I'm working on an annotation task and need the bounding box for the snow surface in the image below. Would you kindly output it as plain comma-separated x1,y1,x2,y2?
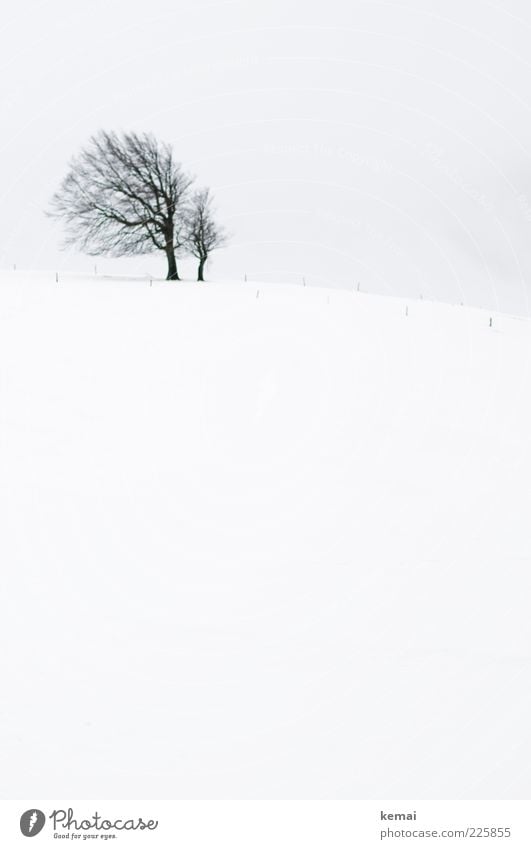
1,271,531,799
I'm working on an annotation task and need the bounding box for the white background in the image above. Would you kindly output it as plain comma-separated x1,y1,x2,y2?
1,800,531,848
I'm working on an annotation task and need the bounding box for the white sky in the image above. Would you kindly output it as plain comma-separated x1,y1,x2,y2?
2,0,531,312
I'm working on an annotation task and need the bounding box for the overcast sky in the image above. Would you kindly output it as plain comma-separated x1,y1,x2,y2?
2,0,531,312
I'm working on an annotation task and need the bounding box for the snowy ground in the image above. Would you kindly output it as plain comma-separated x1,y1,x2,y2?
1,271,530,799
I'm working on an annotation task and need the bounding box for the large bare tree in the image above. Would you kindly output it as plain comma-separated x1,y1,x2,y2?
49,130,193,280
184,188,228,281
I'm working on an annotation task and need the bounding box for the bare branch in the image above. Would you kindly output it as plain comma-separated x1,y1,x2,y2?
48,130,194,279
183,188,229,281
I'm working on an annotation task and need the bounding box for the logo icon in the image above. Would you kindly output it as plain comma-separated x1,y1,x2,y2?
20,810,46,837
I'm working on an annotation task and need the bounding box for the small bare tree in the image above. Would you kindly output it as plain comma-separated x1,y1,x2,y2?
49,130,193,280
184,188,228,281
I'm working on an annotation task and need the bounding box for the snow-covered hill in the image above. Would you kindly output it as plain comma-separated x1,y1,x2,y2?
1,271,530,799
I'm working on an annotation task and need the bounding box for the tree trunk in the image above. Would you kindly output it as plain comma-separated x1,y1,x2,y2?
165,244,179,281
197,257,206,282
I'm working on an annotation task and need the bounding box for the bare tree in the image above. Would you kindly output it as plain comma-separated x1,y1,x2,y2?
184,188,228,281
49,130,193,280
